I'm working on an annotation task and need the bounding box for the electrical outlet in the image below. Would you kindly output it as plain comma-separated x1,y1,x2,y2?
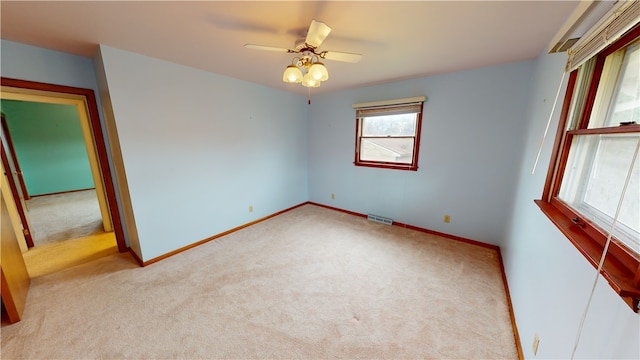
443,215,451,223
249,205,253,213
331,193,335,200
532,333,540,356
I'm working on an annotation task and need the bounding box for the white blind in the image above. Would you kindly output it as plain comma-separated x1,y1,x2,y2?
356,103,423,118
353,96,426,118
566,0,640,71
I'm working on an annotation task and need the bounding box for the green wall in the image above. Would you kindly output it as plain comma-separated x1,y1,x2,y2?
1,100,94,196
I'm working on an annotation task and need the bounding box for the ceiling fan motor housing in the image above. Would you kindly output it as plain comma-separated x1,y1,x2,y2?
294,37,309,51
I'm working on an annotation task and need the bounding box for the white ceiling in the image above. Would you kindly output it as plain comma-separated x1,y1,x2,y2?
0,1,579,95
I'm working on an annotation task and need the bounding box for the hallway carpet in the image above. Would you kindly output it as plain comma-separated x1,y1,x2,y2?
1,204,517,359
25,189,104,246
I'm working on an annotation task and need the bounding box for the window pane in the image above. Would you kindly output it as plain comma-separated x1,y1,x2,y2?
610,41,640,126
559,134,640,252
566,58,596,131
362,114,417,136
589,40,640,128
360,137,414,164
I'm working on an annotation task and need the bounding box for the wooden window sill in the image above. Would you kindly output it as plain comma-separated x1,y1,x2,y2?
354,161,418,171
535,200,640,312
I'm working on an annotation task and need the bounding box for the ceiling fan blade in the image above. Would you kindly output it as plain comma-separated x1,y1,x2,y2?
323,51,363,63
305,20,331,48
244,44,290,53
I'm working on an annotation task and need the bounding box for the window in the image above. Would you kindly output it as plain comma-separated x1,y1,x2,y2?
538,25,640,312
353,97,425,171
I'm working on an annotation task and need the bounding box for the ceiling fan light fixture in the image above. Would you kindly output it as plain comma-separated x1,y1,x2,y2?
308,62,328,81
246,19,360,91
283,65,303,83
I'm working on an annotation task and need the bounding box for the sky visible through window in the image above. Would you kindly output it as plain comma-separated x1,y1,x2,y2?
362,114,416,137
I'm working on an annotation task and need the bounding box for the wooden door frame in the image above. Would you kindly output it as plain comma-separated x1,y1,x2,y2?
1,172,31,323
0,114,30,200
1,77,127,253
1,142,34,248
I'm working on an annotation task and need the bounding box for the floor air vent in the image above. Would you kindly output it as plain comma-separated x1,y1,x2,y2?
367,214,393,225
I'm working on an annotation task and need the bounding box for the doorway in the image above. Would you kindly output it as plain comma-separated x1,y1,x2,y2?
2,100,107,245
1,77,126,276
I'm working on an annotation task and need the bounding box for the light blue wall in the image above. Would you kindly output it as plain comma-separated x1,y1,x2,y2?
98,46,309,261
307,61,533,245
1,40,101,93
502,52,639,359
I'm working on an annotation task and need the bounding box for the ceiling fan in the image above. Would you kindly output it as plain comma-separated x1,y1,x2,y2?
245,20,363,88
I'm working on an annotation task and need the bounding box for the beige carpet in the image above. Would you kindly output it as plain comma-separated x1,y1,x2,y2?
1,204,517,359
25,189,104,246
